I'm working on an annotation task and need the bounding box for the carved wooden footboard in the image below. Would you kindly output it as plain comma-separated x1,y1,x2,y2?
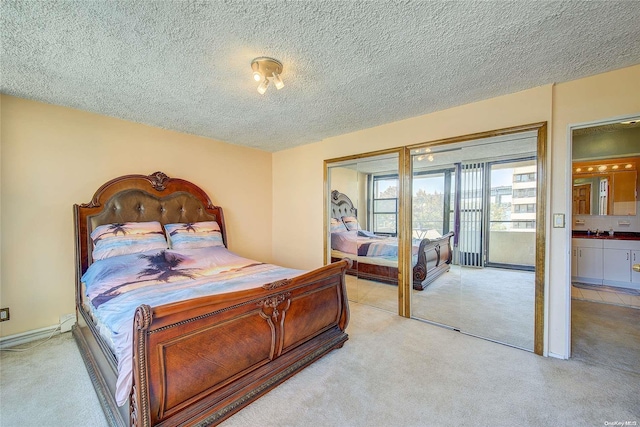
412,232,454,290
129,260,349,426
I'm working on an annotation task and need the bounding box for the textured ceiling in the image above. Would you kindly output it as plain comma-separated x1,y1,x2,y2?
2,1,640,152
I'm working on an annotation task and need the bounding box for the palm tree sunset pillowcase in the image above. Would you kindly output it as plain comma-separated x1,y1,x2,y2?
164,221,225,249
90,221,168,260
341,216,361,231
330,217,348,233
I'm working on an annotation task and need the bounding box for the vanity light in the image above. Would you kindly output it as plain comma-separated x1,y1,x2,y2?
250,57,284,94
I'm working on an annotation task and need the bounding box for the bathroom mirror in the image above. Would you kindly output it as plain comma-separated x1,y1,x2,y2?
572,121,640,216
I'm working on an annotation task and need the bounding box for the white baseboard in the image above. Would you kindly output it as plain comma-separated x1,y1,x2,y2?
0,324,61,349
548,351,568,360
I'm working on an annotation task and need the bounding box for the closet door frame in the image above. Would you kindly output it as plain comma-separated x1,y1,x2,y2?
324,148,408,316
405,122,547,355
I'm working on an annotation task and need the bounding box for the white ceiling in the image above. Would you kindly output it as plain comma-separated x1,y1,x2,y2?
2,1,640,152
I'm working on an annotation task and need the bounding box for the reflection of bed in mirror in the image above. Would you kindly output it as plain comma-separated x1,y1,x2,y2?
330,190,453,290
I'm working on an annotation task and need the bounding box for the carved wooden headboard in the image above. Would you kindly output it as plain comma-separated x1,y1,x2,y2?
74,171,226,280
330,190,357,219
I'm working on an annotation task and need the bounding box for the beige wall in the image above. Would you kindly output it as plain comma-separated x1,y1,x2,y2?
272,64,640,359
0,95,273,337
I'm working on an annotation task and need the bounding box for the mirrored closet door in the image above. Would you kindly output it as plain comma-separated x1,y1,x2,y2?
326,151,402,314
325,123,546,354
409,130,541,351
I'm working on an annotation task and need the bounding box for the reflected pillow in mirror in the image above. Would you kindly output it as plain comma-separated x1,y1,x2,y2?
331,217,349,233
164,221,225,249
91,221,167,260
341,216,360,231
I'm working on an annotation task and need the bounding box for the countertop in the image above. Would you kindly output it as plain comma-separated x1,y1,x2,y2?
572,230,640,240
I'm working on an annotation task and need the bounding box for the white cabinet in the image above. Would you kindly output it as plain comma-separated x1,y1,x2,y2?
577,247,604,282
572,238,640,289
571,238,603,284
602,240,640,289
603,248,631,283
632,250,640,284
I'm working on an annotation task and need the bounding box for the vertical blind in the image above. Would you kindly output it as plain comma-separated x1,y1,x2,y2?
456,162,485,267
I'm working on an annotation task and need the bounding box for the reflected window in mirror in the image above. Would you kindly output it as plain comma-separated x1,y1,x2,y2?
372,174,398,236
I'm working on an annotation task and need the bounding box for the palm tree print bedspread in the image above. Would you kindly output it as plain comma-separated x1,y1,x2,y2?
81,245,304,406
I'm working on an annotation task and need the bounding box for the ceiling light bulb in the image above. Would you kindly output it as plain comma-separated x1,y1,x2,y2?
428,154,434,162
576,168,582,172
251,57,284,94
625,164,633,169
598,165,607,171
257,78,269,95
272,72,284,90
612,165,619,170
587,167,594,171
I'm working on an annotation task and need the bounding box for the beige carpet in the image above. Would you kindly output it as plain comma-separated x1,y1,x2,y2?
1,302,638,426
0,331,109,427
572,298,640,374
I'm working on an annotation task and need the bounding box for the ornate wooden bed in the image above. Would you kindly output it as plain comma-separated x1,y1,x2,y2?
73,172,350,427
330,190,453,290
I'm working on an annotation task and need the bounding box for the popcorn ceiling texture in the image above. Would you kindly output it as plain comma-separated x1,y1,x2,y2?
1,1,639,152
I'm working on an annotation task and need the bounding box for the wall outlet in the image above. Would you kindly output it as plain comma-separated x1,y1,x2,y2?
59,313,75,333
0,307,9,322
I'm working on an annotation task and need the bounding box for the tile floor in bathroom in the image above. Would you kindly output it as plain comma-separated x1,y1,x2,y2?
571,285,640,308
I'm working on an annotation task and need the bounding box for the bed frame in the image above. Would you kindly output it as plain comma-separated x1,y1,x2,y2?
73,172,350,427
330,190,453,290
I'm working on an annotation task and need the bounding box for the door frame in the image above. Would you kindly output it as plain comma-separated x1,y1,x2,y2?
565,113,640,358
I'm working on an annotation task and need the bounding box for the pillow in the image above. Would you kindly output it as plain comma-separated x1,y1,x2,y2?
341,216,360,231
90,221,167,260
164,221,225,249
330,217,348,233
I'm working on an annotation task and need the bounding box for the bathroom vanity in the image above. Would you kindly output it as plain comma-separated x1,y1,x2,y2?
571,231,640,289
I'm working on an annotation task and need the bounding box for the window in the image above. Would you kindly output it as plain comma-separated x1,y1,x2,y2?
514,172,536,182
513,220,536,229
513,203,536,213
372,175,398,235
513,188,536,198
412,169,454,238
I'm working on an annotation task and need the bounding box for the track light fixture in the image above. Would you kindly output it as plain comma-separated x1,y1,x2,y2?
251,57,284,94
